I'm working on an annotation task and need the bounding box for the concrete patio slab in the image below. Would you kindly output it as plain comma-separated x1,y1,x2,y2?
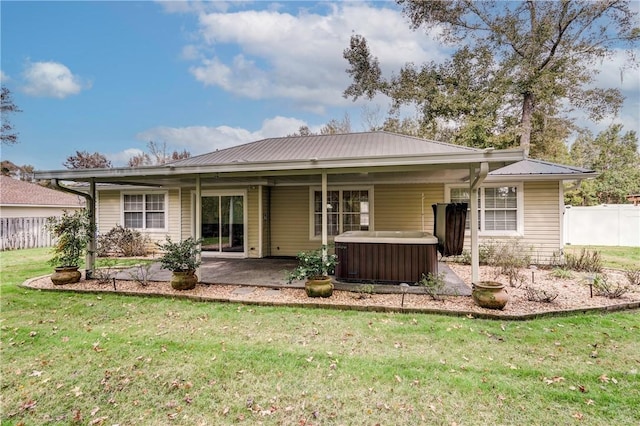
112,258,471,296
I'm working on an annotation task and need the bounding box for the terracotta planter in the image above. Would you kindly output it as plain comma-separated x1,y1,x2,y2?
171,270,198,290
472,281,509,310
51,266,82,285
305,277,334,298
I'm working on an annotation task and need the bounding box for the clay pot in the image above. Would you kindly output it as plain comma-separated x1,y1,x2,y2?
472,281,509,310
171,270,198,290
51,266,82,285
305,277,334,298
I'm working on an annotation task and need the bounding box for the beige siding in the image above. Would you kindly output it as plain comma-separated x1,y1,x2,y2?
97,189,180,248
246,187,260,258
270,186,314,256
457,181,562,265
0,205,81,218
522,181,562,263
375,183,444,232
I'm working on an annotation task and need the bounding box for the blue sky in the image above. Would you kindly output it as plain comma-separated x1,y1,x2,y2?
2,1,639,171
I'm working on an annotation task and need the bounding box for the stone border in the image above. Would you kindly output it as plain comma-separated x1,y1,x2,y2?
20,276,640,321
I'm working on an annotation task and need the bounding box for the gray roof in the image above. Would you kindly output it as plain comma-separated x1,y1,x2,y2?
168,131,480,167
489,159,595,176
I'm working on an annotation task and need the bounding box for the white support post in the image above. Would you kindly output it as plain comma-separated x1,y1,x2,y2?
258,185,263,258
469,162,488,284
469,166,479,284
195,175,202,280
321,171,328,260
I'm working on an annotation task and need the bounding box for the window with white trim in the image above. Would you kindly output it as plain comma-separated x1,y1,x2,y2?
123,193,166,230
447,185,522,234
312,189,370,237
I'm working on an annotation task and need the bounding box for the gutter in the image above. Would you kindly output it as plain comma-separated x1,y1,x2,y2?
51,179,97,279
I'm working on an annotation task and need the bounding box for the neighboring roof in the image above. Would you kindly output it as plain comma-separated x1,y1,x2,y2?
487,159,597,181
0,175,85,207
168,131,481,167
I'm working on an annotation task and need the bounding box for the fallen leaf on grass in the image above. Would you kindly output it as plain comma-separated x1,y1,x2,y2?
88,416,108,425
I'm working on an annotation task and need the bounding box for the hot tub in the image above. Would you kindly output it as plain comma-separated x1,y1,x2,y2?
334,231,438,284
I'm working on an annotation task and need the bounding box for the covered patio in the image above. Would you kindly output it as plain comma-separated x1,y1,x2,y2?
112,258,471,296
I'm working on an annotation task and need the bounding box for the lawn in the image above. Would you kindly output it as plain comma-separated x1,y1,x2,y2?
1,248,639,425
564,245,640,270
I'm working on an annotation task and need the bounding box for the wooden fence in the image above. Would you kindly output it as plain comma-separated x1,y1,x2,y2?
0,217,54,251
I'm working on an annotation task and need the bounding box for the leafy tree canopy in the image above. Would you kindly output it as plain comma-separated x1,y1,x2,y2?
63,151,113,169
344,0,639,158
1,87,22,145
565,124,640,205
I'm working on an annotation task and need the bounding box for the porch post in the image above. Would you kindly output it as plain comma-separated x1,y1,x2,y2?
86,178,96,279
321,171,328,258
195,175,202,279
469,162,489,284
258,185,263,258
469,166,479,284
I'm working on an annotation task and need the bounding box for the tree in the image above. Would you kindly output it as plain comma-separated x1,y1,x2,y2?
1,160,35,181
565,124,640,205
344,1,639,156
127,141,191,167
1,87,22,145
63,151,112,169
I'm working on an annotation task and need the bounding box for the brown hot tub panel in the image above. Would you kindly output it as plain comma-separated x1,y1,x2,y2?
334,231,438,284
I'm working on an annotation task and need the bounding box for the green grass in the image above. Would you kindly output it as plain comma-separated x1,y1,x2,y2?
565,245,640,270
2,248,639,425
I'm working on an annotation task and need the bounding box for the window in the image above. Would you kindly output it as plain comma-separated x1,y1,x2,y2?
123,193,166,230
312,188,370,237
447,185,521,235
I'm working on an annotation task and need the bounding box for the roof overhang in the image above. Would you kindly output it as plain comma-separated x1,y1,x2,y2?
34,149,526,186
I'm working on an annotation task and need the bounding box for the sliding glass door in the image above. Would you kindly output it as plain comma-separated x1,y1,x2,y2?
201,194,245,254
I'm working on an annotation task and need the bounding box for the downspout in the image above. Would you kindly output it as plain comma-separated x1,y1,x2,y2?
51,178,96,279
469,162,489,285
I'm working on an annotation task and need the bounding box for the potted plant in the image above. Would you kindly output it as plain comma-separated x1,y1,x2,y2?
286,246,337,297
46,210,94,285
156,237,202,290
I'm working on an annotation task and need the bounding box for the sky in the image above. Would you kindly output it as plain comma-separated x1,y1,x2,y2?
2,0,639,171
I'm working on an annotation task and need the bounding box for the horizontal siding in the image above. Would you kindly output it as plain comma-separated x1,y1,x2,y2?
270,186,314,256
97,189,180,250
375,183,443,232
246,187,260,258
523,181,561,263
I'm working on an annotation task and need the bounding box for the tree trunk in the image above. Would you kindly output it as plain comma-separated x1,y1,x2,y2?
520,92,534,157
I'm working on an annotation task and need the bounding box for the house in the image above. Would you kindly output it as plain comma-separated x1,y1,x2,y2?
33,132,596,282
0,175,85,250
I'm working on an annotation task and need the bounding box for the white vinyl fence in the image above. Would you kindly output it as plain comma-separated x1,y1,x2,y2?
564,204,640,247
0,217,54,251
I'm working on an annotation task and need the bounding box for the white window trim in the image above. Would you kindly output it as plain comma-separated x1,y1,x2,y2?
445,182,524,237
120,190,169,232
308,185,374,240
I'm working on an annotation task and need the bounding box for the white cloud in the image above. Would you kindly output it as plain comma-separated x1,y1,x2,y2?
106,148,144,166
0,70,9,83
131,116,307,159
22,61,89,98
185,3,444,111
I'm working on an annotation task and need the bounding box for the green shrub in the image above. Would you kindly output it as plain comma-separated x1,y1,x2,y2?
97,225,150,257
417,272,446,300
551,268,573,279
565,248,603,273
354,283,375,299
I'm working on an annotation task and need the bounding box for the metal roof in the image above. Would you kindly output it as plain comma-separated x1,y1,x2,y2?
168,131,480,167
489,159,595,175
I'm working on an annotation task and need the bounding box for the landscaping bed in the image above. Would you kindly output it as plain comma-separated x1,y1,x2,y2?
24,264,640,319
